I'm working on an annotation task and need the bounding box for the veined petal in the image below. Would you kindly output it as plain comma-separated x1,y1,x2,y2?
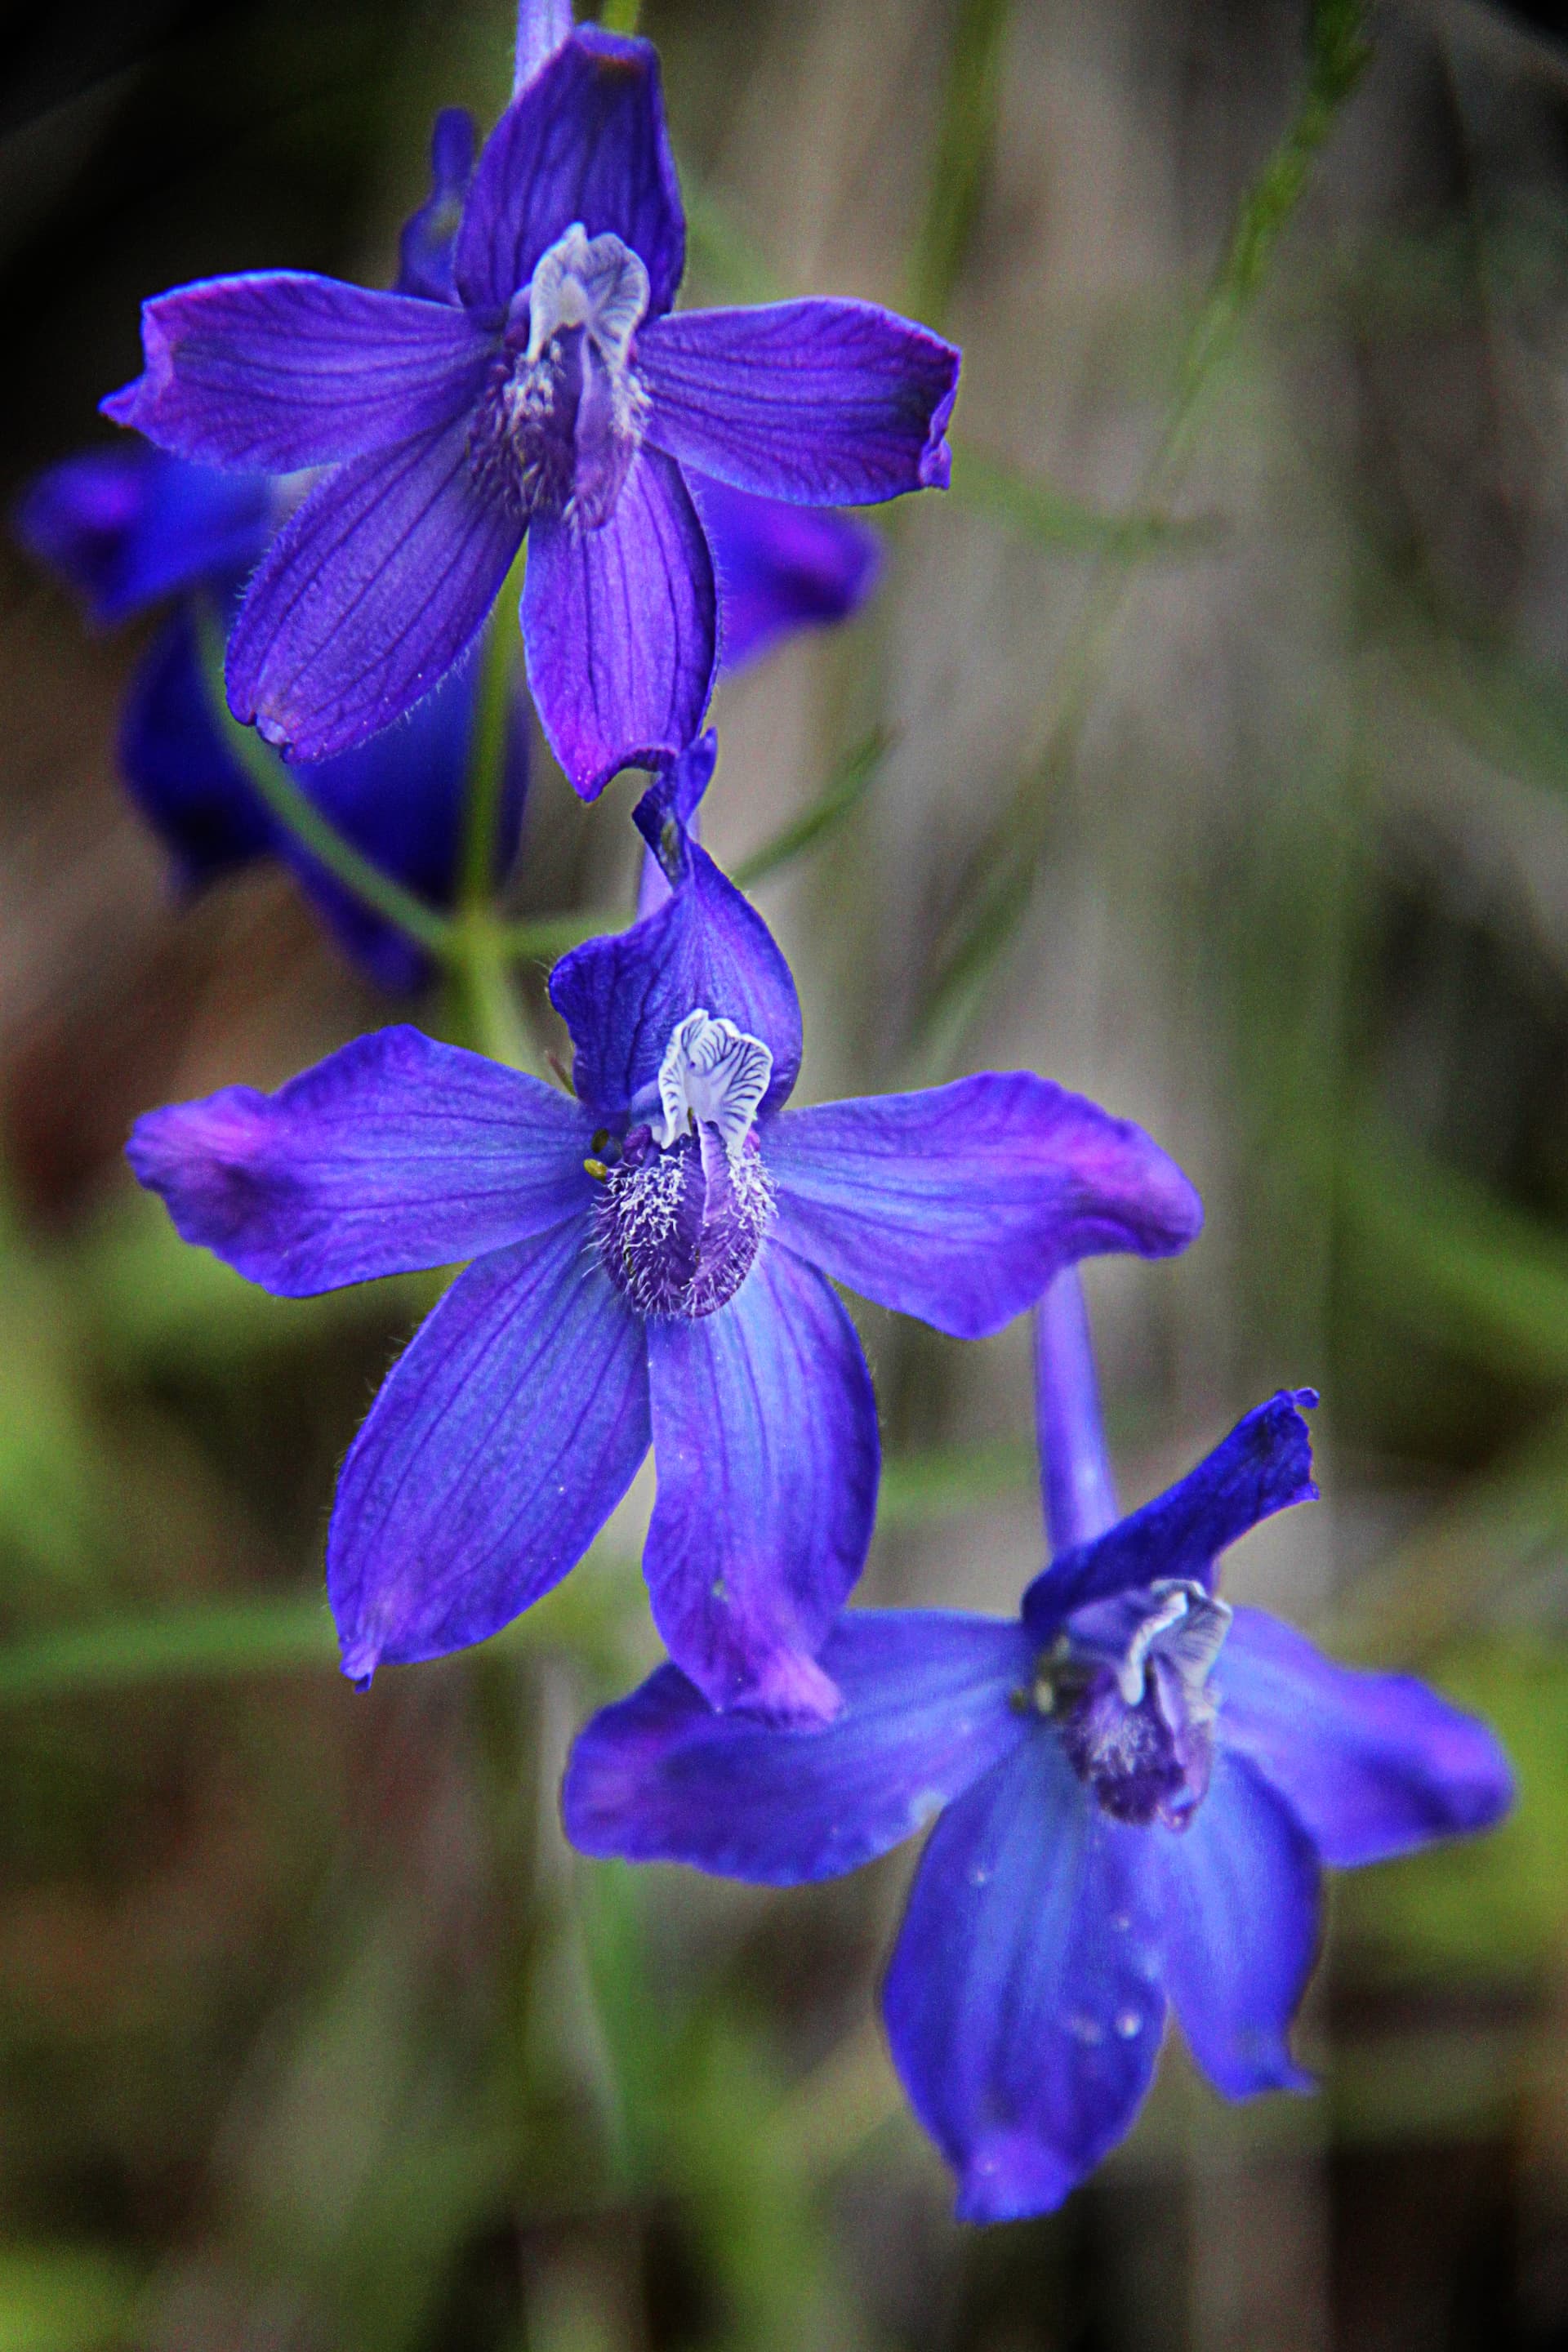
121,612,275,885
102,274,492,470
643,1243,879,1725
549,753,800,1119
522,444,716,800
767,1074,1202,1341
397,109,478,304
883,1733,1165,2225
688,472,881,670
1214,1609,1514,1867
563,1611,1033,1882
127,1026,594,1296
456,27,684,324
329,1223,650,1679
1025,1392,1318,1639
226,412,522,764
514,0,574,92
638,300,960,503
16,447,271,623
1150,1748,1319,2098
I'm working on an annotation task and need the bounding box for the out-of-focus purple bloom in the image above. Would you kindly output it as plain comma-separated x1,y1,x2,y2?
127,742,1200,1723
689,474,880,670
102,24,959,797
564,1272,1513,2224
16,445,272,626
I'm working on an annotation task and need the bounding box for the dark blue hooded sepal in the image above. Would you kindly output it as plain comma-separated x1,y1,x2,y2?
397,109,478,304
1022,1390,1320,1642
16,447,272,626
548,733,803,1119
122,609,276,884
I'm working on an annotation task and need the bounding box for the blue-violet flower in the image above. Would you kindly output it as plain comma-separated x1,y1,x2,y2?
100,22,956,797
126,740,1200,1725
563,1269,1513,2217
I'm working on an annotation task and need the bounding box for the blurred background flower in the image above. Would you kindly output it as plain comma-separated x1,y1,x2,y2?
2,0,1568,2345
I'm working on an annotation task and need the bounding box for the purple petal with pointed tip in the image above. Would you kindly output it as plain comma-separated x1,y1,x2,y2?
329,1220,650,1679
127,1027,593,1296
522,444,716,800
564,1610,1031,1881
1215,1608,1514,1867
550,760,800,1119
226,412,522,764
1024,1392,1318,1639
884,1732,1165,2225
688,473,881,669
635,733,713,918
638,300,960,503
101,274,492,470
16,447,271,624
456,27,684,323
642,1243,879,1725
1151,1748,1319,2099
767,1074,1203,1340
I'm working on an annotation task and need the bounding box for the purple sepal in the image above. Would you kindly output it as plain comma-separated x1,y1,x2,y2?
638,300,960,503
635,733,712,918
225,413,522,764
521,445,716,800
549,755,801,1119
101,274,492,471
1215,1609,1514,1866
397,109,478,304
122,610,526,993
126,1027,593,1296
688,474,881,669
15,447,271,625
1150,1749,1319,2098
882,1735,1165,2225
1033,1273,1119,1553
642,1244,879,1724
454,28,684,326
767,1075,1203,1341
1024,1392,1319,1639
563,1610,1033,1882
328,1222,650,1681
514,0,574,93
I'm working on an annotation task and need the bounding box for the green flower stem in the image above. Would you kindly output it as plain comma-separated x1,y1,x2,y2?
194,604,453,956
459,553,528,911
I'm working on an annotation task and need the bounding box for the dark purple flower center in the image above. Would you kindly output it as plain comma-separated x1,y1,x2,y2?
1031,1579,1231,1830
468,222,650,530
587,1009,776,1320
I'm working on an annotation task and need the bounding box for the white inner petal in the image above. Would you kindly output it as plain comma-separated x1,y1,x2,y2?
654,1009,773,1158
1117,1578,1232,1705
526,221,651,368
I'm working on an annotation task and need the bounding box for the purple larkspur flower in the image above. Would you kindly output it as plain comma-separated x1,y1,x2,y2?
563,1270,1513,2221
100,22,957,798
125,738,1199,1724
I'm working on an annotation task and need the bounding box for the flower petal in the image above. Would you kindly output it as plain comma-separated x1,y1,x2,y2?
635,732,714,918
1150,1748,1319,2098
688,473,881,670
642,1243,879,1725
102,274,492,470
550,753,800,1120
456,27,684,324
226,412,522,764
127,1026,594,1296
883,1733,1165,2225
121,612,275,884
16,447,271,623
522,444,716,800
328,1222,650,1680
638,300,960,502
1024,1392,1318,1638
563,1610,1033,1882
514,0,573,91
397,109,478,304
1214,1608,1514,1867
767,1074,1202,1341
